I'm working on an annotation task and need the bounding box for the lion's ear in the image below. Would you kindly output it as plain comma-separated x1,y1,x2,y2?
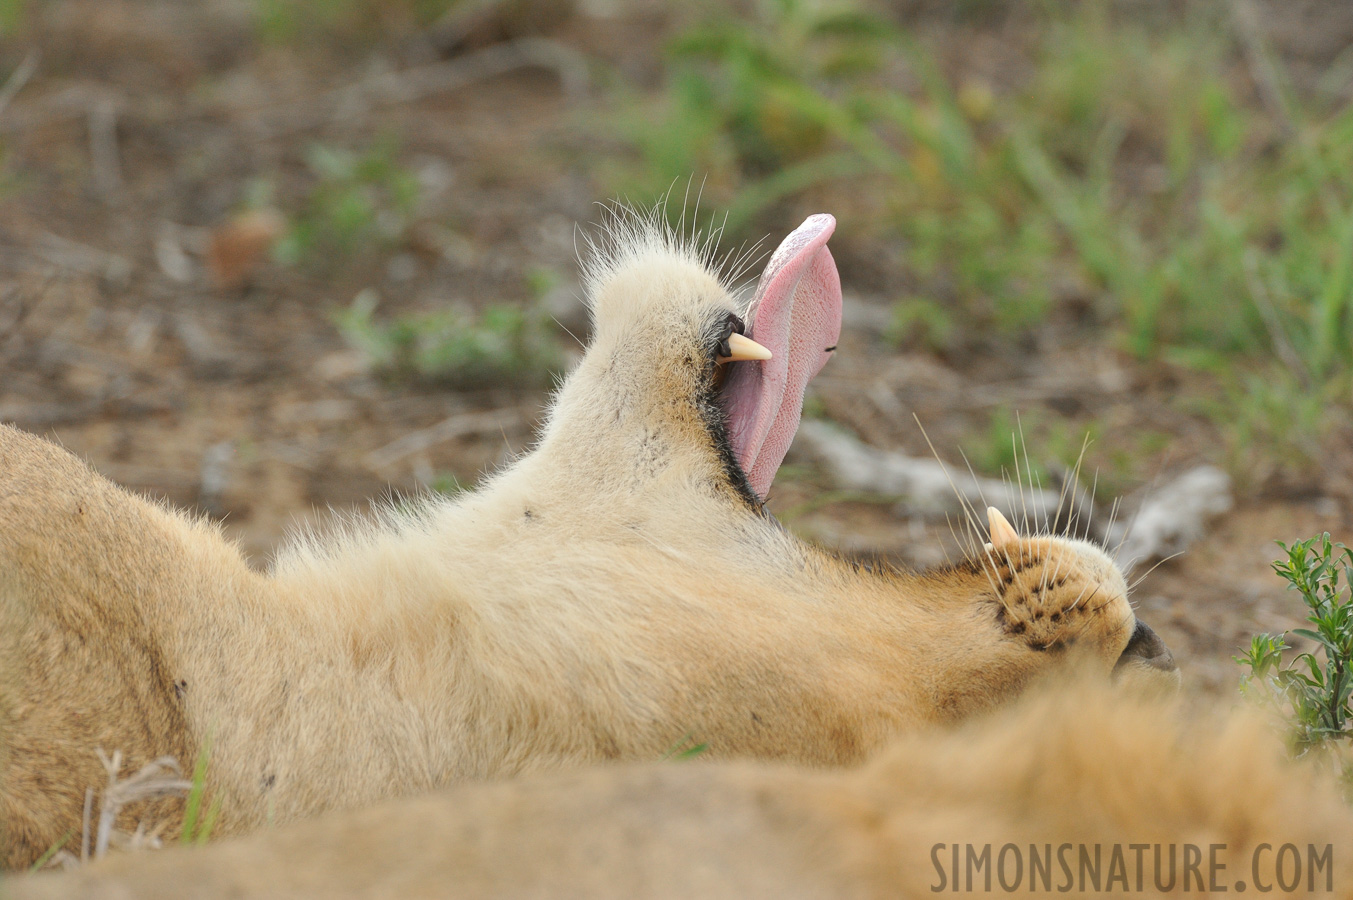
985,506,1019,551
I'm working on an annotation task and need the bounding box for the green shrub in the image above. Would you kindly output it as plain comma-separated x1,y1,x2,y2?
1237,533,1353,754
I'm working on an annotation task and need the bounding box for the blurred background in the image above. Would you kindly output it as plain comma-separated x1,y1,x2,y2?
0,0,1349,694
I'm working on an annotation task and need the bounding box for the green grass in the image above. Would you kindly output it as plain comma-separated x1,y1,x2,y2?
0,0,28,33
956,408,1166,504
611,0,1059,328
883,296,955,353
27,830,72,872
430,472,468,496
661,733,710,760
255,0,460,46
611,0,1352,478
180,736,222,846
960,409,1086,487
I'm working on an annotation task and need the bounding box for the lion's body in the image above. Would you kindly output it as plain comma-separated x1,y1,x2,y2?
1,217,1146,869
8,683,1350,899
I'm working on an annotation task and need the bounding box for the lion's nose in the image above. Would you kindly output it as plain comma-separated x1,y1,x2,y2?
1114,619,1180,685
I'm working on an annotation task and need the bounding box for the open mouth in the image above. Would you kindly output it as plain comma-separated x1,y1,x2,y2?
718,215,844,501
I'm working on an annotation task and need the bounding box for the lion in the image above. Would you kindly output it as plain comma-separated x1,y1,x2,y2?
5,679,1347,899
0,210,1176,868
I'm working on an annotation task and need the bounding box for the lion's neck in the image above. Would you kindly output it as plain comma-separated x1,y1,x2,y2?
200,423,1024,831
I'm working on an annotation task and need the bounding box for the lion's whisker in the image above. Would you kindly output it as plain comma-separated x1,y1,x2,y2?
1011,423,1031,537
1084,468,1101,543
913,415,987,561
1128,552,1184,592
1067,578,1102,614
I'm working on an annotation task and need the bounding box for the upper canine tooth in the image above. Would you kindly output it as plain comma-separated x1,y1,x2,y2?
719,333,773,363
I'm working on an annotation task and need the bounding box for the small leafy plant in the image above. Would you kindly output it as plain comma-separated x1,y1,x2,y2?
1237,533,1353,754
335,289,565,389
274,139,419,269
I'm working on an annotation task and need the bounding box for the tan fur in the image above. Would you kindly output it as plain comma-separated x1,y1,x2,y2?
7,680,1348,899
0,216,1157,868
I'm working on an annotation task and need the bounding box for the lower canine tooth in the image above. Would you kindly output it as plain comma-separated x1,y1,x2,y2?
718,332,773,363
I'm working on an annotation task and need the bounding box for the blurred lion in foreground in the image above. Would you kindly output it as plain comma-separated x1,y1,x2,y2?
6,679,1349,898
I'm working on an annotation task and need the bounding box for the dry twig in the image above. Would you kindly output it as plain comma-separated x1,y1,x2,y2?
1229,0,1295,136
365,408,523,470
88,97,122,200
92,750,192,861
34,231,132,285
261,37,589,136
0,48,39,118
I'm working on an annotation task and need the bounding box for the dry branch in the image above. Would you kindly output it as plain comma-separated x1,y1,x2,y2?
1107,466,1233,570
260,37,589,137
794,421,1070,526
87,97,122,201
797,423,1233,570
362,38,588,105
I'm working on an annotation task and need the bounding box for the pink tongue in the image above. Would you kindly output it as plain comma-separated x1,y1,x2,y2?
722,214,842,500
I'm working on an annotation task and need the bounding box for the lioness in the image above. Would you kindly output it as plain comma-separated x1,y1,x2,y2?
0,211,1175,868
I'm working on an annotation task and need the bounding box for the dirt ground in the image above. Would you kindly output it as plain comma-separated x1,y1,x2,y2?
1,0,1350,701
